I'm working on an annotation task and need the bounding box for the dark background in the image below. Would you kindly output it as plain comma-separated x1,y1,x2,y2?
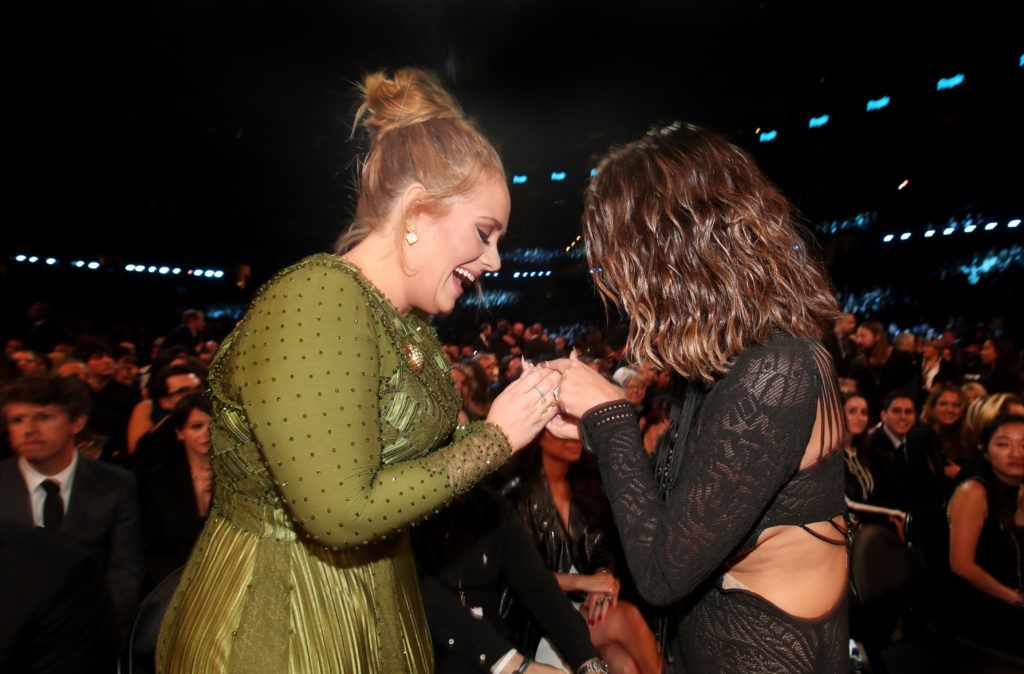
4,0,1023,343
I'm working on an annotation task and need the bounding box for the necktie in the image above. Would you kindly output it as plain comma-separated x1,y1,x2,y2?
41,479,64,530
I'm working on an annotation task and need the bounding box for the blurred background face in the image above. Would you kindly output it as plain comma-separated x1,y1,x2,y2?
539,426,583,465
980,339,997,365
87,352,116,378
931,390,963,427
160,373,202,411
176,407,211,456
623,378,647,406
985,421,1024,484
844,396,869,437
57,361,90,382
451,368,471,402
922,343,938,360
854,326,877,350
13,351,47,375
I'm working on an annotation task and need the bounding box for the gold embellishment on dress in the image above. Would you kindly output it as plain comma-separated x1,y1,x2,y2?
403,342,424,372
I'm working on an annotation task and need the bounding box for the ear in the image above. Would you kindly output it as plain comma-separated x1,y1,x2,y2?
71,415,88,435
399,182,429,230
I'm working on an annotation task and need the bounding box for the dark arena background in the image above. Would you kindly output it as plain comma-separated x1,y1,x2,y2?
3,0,1023,346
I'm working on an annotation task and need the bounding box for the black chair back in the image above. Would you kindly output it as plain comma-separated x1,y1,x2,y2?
128,565,184,674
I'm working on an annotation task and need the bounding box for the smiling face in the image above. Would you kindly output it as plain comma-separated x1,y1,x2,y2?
406,175,509,315
881,396,917,438
844,395,869,437
931,390,964,427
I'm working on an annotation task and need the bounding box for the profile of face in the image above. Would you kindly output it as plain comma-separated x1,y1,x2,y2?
979,339,997,366
4,402,85,472
854,326,877,351
176,407,212,456
160,373,202,411
451,367,471,402
406,176,509,316
985,421,1024,484
844,396,869,437
930,390,963,427
539,426,583,465
880,397,916,438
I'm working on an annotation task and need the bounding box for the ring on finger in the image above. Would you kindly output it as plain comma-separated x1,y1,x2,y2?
552,385,560,403
531,386,545,402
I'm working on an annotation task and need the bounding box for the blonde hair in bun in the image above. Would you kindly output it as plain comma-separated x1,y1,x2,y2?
335,68,505,253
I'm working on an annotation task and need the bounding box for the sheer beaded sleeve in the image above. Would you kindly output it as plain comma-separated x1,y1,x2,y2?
579,338,821,606
232,263,511,549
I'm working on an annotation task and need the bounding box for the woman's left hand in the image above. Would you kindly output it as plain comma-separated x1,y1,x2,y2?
542,352,625,419
579,570,620,625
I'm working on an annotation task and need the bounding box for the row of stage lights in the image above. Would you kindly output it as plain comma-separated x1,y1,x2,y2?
11,255,225,279
881,219,1021,243
477,271,554,280
515,54,1024,190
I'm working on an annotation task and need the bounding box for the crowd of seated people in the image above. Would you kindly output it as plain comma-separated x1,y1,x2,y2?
1,304,1022,672
828,314,1024,665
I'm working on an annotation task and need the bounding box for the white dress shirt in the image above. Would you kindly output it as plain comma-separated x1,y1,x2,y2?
18,452,79,527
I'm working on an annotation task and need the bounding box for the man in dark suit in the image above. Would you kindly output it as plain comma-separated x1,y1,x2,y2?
822,313,857,379
0,374,145,636
864,390,944,513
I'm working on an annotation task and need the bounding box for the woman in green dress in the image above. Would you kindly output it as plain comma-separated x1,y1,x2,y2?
157,68,563,673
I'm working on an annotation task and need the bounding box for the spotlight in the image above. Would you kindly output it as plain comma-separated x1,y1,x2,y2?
213,270,224,278
513,272,520,279
898,179,910,190
15,255,27,262
125,264,136,271
963,224,977,233
512,175,528,185
984,222,998,231
158,266,170,274
943,227,955,236
194,269,204,276
1008,219,1021,228
808,115,829,129
45,258,57,265
87,262,100,270
900,233,911,241
936,74,965,91
204,270,215,278
172,268,181,274
72,260,85,268
148,266,157,273
924,230,936,238
550,172,566,182
883,234,895,243
28,256,39,263
758,130,778,143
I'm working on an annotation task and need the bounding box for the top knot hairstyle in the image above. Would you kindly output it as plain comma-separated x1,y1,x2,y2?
583,122,838,383
336,68,505,253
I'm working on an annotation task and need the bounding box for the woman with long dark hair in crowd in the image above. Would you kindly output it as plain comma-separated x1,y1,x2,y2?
980,336,1024,394
157,69,562,673
843,393,874,504
546,122,848,672
946,414,1024,657
507,425,662,674
919,384,969,482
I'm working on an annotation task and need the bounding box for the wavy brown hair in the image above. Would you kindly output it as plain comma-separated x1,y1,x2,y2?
582,122,838,383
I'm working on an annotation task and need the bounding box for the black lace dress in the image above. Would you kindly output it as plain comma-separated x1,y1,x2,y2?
580,336,848,673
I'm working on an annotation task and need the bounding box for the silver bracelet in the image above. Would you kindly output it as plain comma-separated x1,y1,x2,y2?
577,658,610,674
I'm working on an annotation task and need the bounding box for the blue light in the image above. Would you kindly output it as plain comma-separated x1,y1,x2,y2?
900,232,912,241
15,255,27,262
883,234,895,243
45,258,57,265
985,222,998,231
758,130,778,143
28,256,39,263
72,260,85,268
158,266,170,274
866,96,891,111
1019,54,1023,67
943,227,955,236
513,272,520,279
936,73,965,91
545,271,552,277
589,168,597,177
550,172,566,182
512,175,528,185
1009,219,1021,228
808,114,830,129
924,230,936,238
964,224,977,233
172,268,181,275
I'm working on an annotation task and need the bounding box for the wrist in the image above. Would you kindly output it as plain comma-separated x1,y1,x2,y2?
516,654,533,673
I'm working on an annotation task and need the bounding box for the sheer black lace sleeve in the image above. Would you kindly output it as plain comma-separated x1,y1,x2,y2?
579,338,822,606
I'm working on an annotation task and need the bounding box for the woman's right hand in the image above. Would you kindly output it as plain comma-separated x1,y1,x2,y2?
573,571,620,596
486,365,562,453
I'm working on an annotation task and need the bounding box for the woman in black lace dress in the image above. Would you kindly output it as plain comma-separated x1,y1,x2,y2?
546,123,848,673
